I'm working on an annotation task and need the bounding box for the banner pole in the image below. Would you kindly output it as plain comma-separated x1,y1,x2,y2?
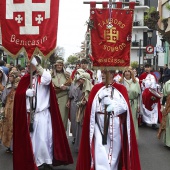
83,1,139,5
29,59,34,132
103,70,110,145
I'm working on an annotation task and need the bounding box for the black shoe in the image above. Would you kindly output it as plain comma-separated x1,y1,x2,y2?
152,124,159,130
139,122,147,127
72,138,75,145
44,164,53,170
38,164,44,170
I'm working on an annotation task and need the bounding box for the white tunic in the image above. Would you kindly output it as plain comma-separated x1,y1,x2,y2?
141,73,157,90
113,74,121,83
141,73,158,124
90,86,130,170
26,71,53,166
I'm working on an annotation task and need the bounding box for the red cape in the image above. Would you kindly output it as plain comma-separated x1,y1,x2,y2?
76,82,141,170
139,72,162,122
13,74,73,170
71,69,76,80
86,69,94,85
139,72,157,86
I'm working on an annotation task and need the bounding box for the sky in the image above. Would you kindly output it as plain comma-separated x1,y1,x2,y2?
57,0,106,60
57,0,90,60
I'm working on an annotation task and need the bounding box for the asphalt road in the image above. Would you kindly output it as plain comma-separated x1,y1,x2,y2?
0,125,170,170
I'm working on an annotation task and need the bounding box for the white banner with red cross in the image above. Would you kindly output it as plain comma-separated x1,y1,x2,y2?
0,0,59,59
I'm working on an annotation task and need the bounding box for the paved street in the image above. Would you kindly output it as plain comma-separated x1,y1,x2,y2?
0,125,170,170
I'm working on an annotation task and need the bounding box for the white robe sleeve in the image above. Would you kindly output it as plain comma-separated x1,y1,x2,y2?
40,70,51,85
112,89,127,116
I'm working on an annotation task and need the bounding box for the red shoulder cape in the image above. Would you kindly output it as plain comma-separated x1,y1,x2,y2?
76,82,141,170
86,69,94,84
139,72,162,122
71,69,76,80
13,74,73,170
139,72,157,86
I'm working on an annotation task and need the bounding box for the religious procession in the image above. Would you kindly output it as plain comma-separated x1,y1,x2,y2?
0,0,170,170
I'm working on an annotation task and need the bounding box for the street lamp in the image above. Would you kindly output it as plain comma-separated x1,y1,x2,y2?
147,29,153,45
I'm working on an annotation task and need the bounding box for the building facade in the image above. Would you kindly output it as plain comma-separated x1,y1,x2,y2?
124,0,159,70
158,0,170,67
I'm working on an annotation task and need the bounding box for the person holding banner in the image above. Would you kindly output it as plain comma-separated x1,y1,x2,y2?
13,56,73,170
76,70,141,170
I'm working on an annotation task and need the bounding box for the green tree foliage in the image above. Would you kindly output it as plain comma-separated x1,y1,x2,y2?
67,55,79,64
131,61,138,69
166,3,170,11
144,7,157,23
144,6,170,44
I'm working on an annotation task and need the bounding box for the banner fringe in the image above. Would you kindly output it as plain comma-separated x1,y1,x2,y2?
2,46,55,61
92,66,129,71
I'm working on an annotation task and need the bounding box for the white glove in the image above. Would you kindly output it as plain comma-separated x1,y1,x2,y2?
31,57,38,66
26,88,35,97
98,88,111,99
106,104,114,112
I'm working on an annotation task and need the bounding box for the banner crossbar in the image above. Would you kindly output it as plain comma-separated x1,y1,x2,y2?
83,1,139,5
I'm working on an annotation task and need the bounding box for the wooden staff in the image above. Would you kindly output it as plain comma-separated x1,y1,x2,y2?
29,59,34,132
103,70,110,145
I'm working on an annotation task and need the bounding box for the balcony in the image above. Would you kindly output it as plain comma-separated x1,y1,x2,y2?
133,21,141,26
132,19,149,31
136,0,140,6
132,41,139,47
144,0,150,6
131,40,147,50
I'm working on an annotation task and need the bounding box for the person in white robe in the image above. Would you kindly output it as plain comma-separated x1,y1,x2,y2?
76,70,141,170
26,57,53,168
139,63,160,129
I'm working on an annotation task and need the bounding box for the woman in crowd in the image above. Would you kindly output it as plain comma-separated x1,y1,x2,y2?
157,79,170,147
1,71,20,153
0,68,8,140
133,68,139,81
120,68,141,139
52,60,72,130
74,72,93,152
